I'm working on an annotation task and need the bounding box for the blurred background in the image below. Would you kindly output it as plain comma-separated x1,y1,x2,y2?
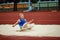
0,0,60,11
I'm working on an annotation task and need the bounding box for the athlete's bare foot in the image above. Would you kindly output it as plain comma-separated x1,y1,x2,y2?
16,29,27,32
16,30,21,32
27,28,32,30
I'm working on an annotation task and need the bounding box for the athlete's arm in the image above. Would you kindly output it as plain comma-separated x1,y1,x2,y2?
27,19,34,24
12,19,20,27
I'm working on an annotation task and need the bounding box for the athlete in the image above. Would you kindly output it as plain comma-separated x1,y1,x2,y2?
12,13,34,31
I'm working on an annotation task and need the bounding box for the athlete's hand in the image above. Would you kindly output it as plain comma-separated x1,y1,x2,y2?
12,24,15,27
12,25,15,27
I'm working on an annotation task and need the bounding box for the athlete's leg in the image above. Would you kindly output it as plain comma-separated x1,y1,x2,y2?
22,19,34,28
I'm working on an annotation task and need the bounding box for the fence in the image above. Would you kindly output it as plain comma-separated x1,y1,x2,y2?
0,1,59,11
37,1,58,10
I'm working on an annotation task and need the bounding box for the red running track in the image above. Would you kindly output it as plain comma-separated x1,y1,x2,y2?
0,11,60,24
0,35,60,40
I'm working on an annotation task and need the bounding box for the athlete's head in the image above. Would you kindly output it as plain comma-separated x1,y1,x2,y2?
19,13,24,18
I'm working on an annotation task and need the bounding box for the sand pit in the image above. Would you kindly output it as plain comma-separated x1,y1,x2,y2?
0,24,60,37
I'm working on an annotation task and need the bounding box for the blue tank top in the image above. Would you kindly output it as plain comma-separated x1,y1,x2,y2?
19,18,26,26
